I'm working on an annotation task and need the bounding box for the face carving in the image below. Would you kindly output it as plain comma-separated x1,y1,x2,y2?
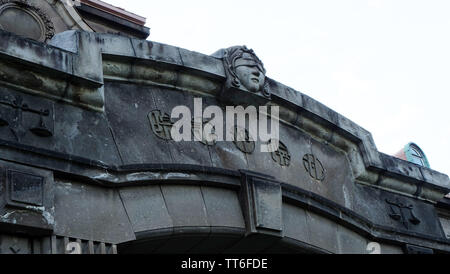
234,53,266,93
222,46,269,97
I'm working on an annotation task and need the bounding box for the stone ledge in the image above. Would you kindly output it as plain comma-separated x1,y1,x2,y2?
0,29,447,203
0,30,104,111
0,137,448,251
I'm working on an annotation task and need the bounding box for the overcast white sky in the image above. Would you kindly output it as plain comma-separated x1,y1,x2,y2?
106,0,449,176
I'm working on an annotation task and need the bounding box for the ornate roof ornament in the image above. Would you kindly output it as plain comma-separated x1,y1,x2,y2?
214,45,271,104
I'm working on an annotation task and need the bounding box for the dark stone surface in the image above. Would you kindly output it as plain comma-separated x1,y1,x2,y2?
223,233,281,254
282,203,309,243
8,170,44,206
131,39,183,65
404,244,434,254
266,78,303,108
239,171,283,235
53,101,121,165
305,211,339,253
380,152,423,182
337,225,368,254
263,126,313,190
186,231,244,254
150,87,213,166
119,186,173,233
0,29,448,254
421,166,450,191
108,82,218,166
379,244,403,254
144,227,210,254
0,30,73,74
53,179,135,244
244,125,301,183
104,81,173,165
209,139,250,171
310,138,357,210
263,238,320,254
0,86,121,165
206,96,252,171
200,186,245,228
244,123,356,211
120,227,246,254
352,183,446,238
0,160,54,235
0,235,31,254
160,185,209,227
178,48,225,78
302,94,339,127
0,86,55,148
251,178,283,232
152,227,211,254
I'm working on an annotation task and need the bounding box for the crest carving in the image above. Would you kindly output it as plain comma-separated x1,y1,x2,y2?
233,126,255,154
386,198,421,230
270,140,291,167
0,91,54,141
303,154,326,182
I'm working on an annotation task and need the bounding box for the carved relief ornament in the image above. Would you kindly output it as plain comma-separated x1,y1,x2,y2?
0,0,55,42
215,46,271,101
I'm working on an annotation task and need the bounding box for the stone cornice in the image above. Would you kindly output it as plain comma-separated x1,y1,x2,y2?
0,29,447,204
0,138,448,252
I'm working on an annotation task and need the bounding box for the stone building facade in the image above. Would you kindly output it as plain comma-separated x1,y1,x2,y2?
0,0,449,254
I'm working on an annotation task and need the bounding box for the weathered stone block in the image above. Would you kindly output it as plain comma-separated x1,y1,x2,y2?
282,203,309,243
200,186,245,228
0,160,54,236
310,138,357,209
150,88,213,166
104,81,173,165
0,235,31,254
131,39,183,66
160,185,209,227
53,180,135,244
337,225,367,254
179,48,225,78
239,171,283,235
305,211,339,253
119,186,173,233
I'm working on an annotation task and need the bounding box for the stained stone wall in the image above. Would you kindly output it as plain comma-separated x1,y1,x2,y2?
0,28,448,254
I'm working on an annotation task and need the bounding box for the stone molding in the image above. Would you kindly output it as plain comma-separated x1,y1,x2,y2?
0,137,448,252
0,29,447,203
0,29,449,253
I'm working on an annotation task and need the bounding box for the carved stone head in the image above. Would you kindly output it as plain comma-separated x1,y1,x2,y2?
222,46,270,98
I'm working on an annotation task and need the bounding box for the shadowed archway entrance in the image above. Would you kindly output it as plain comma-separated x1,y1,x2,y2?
117,228,323,254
